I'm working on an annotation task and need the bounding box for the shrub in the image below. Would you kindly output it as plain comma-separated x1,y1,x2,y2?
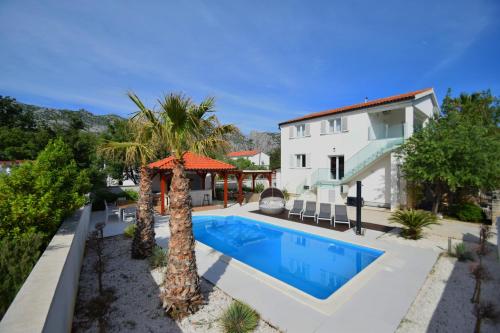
254,183,264,193
0,232,44,318
452,242,474,261
91,189,120,211
123,189,139,201
148,245,167,268
451,203,484,222
282,189,290,201
123,224,136,238
389,209,439,240
0,138,91,239
220,300,260,333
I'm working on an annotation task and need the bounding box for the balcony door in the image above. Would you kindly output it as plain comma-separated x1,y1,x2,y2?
329,155,344,180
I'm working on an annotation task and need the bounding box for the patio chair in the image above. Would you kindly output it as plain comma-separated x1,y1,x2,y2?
288,200,304,219
105,200,120,224
122,206,137,223
301,201,317,221
316,203,333,225
334,204,350,228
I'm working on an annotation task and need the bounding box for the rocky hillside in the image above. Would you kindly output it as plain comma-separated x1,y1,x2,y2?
18,102,124,133
15,100,280,151
226,129,280,154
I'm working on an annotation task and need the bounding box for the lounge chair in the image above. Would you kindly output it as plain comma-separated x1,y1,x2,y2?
105,200,120,224
288,200,304,219
334,204,350,228
301,201,317,221
316,203,333,225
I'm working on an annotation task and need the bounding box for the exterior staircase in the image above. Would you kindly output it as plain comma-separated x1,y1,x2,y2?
311,137,403,188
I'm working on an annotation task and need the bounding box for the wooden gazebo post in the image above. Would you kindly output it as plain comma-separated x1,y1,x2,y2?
160,172,166,215
251,174,257,192
267,173,273,187
237,172,244,205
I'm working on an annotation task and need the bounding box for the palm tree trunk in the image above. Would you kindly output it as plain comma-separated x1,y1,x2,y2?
162,160,203,319
131,166,155,259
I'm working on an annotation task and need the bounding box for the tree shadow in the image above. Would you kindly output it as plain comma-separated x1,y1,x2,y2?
73,235,183,333
405,228,500,332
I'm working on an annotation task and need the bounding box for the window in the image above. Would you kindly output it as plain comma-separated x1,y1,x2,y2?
329,118,341,133
296,124,305,137
296,154,306,168
330,155,344,180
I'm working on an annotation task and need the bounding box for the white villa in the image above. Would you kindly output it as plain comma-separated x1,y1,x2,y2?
279,88,440,210
228,150,270,168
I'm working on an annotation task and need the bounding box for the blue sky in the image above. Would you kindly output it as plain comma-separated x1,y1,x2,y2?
0,0,499,132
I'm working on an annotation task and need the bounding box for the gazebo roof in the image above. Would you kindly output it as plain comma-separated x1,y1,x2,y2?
149,151,237,171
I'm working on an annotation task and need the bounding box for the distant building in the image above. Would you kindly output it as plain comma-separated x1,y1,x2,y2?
0,160,27,174
227,150,270,168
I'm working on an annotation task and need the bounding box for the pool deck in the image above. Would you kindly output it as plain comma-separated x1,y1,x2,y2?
91,203,480,333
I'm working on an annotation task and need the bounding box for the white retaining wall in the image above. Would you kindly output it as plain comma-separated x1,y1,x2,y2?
0,205,92,333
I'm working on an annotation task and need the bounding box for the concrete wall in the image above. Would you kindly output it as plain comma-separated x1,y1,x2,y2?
0,205,92,333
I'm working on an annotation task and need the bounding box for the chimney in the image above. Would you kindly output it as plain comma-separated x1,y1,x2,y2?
364,97,368,103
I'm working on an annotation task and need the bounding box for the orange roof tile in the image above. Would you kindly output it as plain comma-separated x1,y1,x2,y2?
149,152,236,171
227,150,260,157
279,88,433,126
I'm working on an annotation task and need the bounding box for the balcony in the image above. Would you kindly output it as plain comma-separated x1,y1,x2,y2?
368,123,405,141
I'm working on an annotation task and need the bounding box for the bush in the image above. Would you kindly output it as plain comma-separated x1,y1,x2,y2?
0,138,91,238
254,183,264,193
451,203,485,222
453,242,474,261
220,300,260,333
123,224,136,238
148,245,167,268
389,209,439,240
282,189,290,201
123,189,139,201
91,189,120,211
0,232,44,318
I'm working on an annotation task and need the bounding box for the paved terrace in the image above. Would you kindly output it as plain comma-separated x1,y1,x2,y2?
90,203,487,333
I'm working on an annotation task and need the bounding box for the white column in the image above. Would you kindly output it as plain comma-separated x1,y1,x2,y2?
405,105,414,139
390,152,400,211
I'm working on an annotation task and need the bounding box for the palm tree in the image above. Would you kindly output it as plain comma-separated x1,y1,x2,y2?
389,209,439,240
150,93,235,318
99,102,160,259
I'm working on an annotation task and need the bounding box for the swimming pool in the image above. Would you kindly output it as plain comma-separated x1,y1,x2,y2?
193,215,384,299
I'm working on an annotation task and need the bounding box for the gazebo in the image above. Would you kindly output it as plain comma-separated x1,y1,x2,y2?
148,152,274,214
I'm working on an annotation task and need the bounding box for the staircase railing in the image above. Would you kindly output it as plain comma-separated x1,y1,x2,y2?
312,137,403,186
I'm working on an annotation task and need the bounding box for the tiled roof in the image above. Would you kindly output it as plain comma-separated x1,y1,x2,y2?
149,152,236,171
227,150,260,157
0,160,28,167
279,88,433,126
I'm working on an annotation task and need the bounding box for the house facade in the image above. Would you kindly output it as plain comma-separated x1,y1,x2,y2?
279,88,440,210
228,150,270,168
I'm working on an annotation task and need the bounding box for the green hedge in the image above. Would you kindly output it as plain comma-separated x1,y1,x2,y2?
451,203,485,222
0,232,44,317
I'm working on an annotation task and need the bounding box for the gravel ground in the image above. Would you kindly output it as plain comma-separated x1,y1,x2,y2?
396,241,500,333
72,235,280,333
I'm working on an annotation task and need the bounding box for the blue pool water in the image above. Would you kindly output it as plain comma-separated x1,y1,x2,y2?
193,215,384,299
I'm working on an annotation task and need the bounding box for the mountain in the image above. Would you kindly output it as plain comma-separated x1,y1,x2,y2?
14,100,280,151
226,129,280,154
18,102,125,133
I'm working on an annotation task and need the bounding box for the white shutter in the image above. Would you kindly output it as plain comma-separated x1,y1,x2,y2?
289,154,294,168
320,120,326,134
289,126,294,139
306,153,311,168
341,116,348,132
304,123,310,137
